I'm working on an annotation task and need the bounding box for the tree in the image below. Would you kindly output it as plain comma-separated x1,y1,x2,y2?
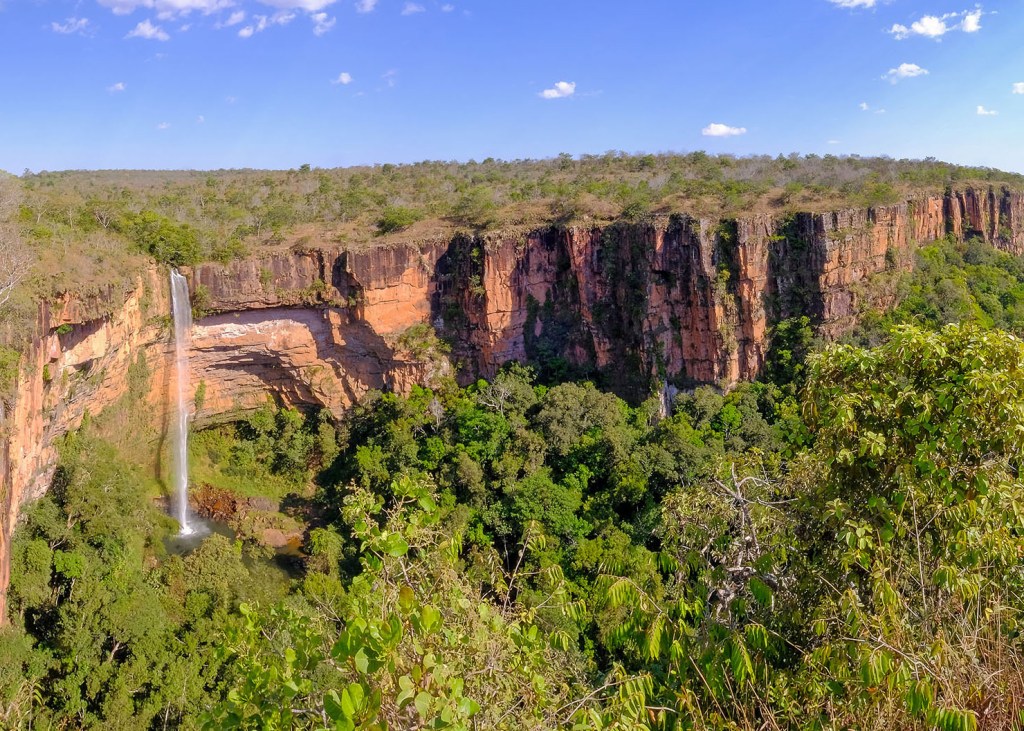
205,476,587,730
376,206,421,234
0,226,31,311
0,174,30,311
797,323,1024,727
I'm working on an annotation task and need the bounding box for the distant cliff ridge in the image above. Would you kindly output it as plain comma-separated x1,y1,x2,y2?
0,185,1022,622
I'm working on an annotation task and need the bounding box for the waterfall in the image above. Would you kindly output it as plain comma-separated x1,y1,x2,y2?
169,270,194,536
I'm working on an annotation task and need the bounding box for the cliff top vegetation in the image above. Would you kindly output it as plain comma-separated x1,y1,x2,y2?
2,152,1023,345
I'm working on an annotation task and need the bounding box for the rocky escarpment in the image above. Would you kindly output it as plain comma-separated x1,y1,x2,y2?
1,185,1022,622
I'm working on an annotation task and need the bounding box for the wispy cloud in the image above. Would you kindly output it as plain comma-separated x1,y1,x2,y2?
702,123,747,137
107,81,127,93
882,62,928,83
540,81,576,99
126,19,170,40
238,11,295,37
260,0,340,9
828,0,877,8
860,101,886,114
51,17,92,35
98,0,235,19
311,12,335,34
890,9,985,40
220,10,246,26
977,105,998,116
382,69,398,87
355,0,378,13
441,3,454,10
401,2,425,14
156,121,171,130
1013,82,1024,95
332,71,353,85
196,115,205,123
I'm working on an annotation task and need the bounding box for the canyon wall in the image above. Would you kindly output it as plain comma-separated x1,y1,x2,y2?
1,185,1023,621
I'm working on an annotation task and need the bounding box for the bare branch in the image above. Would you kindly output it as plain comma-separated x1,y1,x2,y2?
0,225,32,311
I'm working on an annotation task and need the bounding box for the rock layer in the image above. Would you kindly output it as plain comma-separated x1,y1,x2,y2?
1,185,1023,622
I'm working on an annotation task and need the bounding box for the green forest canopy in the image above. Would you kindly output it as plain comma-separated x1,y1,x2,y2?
5,314,1024,728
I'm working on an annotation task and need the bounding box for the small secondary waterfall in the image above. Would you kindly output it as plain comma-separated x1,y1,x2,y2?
169,270,194,535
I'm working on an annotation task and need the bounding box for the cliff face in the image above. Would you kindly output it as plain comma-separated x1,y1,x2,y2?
1,185,1022,622
0,270,173,622
457,190,1021,398
186,244,453,423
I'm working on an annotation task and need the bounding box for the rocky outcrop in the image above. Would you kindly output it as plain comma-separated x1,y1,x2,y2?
1,185,1023,622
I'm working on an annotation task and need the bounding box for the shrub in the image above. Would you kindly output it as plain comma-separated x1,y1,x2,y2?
376,206,422,235
118,210,201,266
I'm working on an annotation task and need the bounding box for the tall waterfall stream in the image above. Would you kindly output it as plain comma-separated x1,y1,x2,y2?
169,269,194,536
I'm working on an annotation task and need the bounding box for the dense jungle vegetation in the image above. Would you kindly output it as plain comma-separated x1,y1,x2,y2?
5,235,1024,729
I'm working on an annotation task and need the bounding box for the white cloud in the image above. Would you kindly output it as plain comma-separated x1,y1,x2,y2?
890,9,985,40
156,121,171,129
702,122,747,137
259,0,339,10
126,19,170,40
237,11,295,36
890,15,947,40
882,62,928,82
859,101,869,111
98,0,235,18
99,0,340,26
962,8,982,32
107,81,127,92
1013,83,1024,95
828,0,877,8
332,71,353,84
540,81,575,99
382,69,398,87
401,2,425,14
51,17,92,34
827,139,841,145
977,105,998,116
311,11,335,33
355,0,377,12
441,3,454,10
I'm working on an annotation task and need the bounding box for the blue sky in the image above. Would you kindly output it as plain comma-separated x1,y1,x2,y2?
0,0,1021,172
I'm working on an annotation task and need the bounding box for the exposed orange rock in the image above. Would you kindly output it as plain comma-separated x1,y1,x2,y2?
1,186,1023,622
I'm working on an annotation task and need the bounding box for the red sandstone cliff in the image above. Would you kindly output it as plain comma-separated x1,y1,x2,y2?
1,185,1022,622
